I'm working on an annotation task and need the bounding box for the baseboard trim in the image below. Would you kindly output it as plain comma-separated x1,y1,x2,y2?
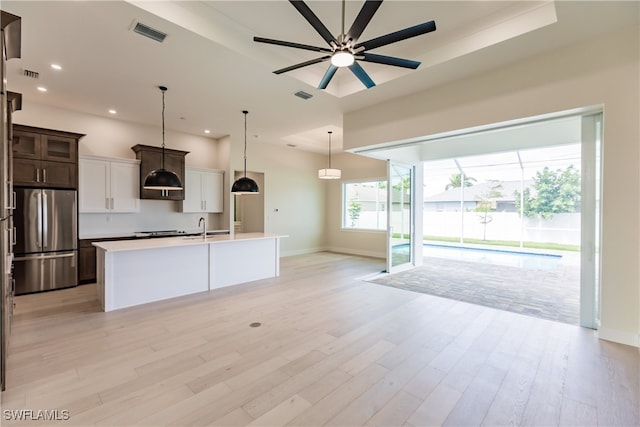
281,247,326,257
324,246,385,259
597,327,640,348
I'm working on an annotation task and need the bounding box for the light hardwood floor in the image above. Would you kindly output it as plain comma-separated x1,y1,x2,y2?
1,252,638,426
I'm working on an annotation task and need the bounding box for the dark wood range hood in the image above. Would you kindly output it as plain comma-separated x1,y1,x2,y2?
131,144,188,201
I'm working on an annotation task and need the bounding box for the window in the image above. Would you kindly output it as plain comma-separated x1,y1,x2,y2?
342,181,387,230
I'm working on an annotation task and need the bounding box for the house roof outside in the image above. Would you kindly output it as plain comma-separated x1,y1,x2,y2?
345,183,407,204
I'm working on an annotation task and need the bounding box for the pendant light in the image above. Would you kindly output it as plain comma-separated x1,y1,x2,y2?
143,85,183,191
318,131,341,179
232,110,260,194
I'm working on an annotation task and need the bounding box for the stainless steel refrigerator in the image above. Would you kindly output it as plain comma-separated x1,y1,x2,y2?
14,188,77,295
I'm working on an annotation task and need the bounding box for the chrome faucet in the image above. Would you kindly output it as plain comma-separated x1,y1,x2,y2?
198,216,206,237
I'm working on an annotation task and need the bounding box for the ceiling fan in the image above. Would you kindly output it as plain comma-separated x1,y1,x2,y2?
254,0,436,90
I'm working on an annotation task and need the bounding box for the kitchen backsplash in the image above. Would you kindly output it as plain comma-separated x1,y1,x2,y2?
79,199,225,237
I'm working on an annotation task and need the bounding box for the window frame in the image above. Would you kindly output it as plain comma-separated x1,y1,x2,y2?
341,179,388,232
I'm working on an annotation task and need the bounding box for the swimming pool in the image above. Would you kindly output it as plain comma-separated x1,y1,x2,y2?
397,243,562,270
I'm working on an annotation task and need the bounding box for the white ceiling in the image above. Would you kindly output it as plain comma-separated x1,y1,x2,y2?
2,1,637,154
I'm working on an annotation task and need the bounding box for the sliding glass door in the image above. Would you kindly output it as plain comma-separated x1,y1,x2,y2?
387,161,414,273
580,113,602,329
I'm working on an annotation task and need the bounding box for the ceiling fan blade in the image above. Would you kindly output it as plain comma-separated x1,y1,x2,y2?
355,20,436,51
345,0,383,45
274,56,331,74
360,52,421,69
254,37,331,53
348,62,376,89
318,65,338,89
290,0,338,47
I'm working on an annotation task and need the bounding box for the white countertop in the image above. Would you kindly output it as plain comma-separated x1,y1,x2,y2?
93,232,287,252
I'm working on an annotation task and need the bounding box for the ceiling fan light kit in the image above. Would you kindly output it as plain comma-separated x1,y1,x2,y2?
331,51,354,67
254,0,436,90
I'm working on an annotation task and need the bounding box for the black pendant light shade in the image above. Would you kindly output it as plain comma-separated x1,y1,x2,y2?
231,176,259,193
143,168,182,190
143,85,183,191
232,110,259,195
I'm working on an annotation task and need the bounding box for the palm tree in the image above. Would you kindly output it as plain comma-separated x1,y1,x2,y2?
445,173,477,190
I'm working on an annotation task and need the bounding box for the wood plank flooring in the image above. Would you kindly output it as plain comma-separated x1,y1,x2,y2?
1,252,638,426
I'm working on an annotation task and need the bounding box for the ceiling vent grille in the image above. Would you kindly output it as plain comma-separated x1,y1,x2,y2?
23,69,39,79
133,22,167,43
294,91,313,100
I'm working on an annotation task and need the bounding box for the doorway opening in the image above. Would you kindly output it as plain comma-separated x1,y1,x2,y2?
362,110,602,328
233,171,265,233
418,143,582,324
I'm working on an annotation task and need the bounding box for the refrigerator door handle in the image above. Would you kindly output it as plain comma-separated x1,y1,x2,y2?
42,191,48,250
14,252,75,261
36,191,43,250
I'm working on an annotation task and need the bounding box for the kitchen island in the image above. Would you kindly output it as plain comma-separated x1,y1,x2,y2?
93,232,286,312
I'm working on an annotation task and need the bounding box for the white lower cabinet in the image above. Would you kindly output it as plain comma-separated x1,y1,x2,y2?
79,156,140,213
181,168,223,213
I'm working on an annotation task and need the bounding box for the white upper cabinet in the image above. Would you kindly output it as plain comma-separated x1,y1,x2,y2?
79,156,140,213
181,168,223,213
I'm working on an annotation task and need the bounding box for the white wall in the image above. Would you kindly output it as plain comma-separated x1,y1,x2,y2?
325,152,387,258
13,103,220,164
13,102,228,235
229,134,327,256
344,26,640,347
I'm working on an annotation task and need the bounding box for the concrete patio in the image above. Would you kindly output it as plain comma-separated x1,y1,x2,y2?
371,250,581,325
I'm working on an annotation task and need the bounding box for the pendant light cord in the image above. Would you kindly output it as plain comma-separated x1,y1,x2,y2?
160,86,167,170
243,110,249,177
328,131,333,169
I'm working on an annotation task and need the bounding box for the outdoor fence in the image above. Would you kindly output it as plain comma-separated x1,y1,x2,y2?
351,211,580,245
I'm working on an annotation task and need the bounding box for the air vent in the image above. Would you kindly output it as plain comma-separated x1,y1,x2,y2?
23,69,39,79
294,91,313,100
132,22,167,43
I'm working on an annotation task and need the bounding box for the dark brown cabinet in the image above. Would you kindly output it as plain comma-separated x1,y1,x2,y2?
78,240,96,284
12,125,83,188
131,144,188,201
2,10,22,392
13,157,77,188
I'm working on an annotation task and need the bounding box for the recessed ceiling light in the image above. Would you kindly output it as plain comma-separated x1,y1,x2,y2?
37,86,47,92
108,109,117,115
204,129,210,134
51,64,62,70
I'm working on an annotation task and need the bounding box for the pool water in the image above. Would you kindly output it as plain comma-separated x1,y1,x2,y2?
397,243,562,270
